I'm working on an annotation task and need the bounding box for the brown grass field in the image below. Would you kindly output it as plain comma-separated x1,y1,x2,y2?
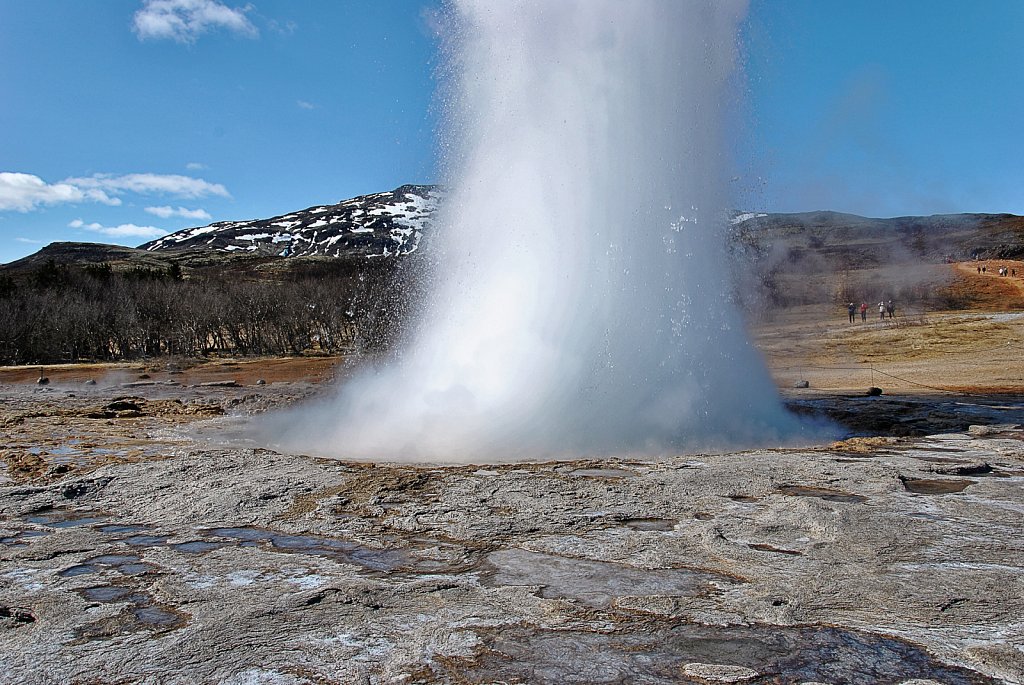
757,261,1024,395
2,261,1023,399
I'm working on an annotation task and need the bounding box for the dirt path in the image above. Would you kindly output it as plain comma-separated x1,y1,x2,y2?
952,260,1024,309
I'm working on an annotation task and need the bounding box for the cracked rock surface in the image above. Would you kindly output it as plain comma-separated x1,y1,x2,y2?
1,375,1023,684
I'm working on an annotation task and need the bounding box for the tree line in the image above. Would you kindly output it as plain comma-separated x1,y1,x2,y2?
0,259,414,365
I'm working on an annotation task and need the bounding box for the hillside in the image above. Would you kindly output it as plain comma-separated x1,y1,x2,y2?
4,186,1024,364
729,211,1024,309
732,210,1024,268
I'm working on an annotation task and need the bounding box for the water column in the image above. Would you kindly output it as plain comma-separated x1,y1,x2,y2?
269,0,808,461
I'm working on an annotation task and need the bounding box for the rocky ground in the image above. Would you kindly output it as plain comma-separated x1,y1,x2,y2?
2,308,1024,684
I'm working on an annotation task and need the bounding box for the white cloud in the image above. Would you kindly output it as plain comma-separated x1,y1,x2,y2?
133,0,258,43
186,162,206,170
0,172,120,212
15,237,43,244
145,205,212,221
297,100,315,110
70,219,167,239
1,171,229,215
65,173,230,199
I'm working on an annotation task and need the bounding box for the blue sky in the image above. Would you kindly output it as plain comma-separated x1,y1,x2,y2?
1,0,1022,264
740,0,1024,219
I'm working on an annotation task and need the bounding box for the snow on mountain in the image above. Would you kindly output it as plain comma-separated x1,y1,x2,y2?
141,185,441,259
730,212,769,225
141,184,780,261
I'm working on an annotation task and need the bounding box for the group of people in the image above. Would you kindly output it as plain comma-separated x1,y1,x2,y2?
976,265,1017,277
847,300,895,323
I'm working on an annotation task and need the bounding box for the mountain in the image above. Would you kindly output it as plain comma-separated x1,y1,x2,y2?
139,184,1024,268
5,184,1024,284
731,210,1024,265
141,184,442,259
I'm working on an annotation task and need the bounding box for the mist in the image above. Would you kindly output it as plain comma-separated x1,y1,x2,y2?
256,0,815,462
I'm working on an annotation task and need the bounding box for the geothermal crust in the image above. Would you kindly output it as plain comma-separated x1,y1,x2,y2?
1,366,1023,684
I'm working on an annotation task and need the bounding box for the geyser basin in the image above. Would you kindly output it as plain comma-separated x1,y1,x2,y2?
261,0,815,462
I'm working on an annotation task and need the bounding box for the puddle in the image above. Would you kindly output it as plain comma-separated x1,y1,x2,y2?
118,534,171,547
60,564,103,578
432,622,997,684
23,510,109,528
621,518,677,532
171,541,226,553
59,553,155,578
206,527,410,572
132,605,182,627
901,478,976,494
95,524,150,534
728,495,760,503
70,522,468,573
776,485,867,504
931,463,994,476
77,585,148,604
485,548,733,609
568,468,635,478
75,601,187,640
1,530,50,547
693,512,714,521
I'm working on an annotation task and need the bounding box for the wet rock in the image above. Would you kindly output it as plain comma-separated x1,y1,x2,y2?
932,462,992,476
968,424,1020,436
484,548,734,609
793,380,810,388
104,399,142,413
622,517,676,531
0,606,36,627
867,386,883,396
776,485,866,503
900,476,976,494
199,380,240,387
0,379,1020,683
682,663,759,682
185,402,225,415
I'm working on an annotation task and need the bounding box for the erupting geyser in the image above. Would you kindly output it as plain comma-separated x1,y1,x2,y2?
265,0,811,461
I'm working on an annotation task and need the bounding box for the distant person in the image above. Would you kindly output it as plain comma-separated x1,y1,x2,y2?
860,302,868,321
886,300,895,319
977,266,982,274
879,301,886,320
847,302,856,323
983,266,987,273
1013,269,1017,277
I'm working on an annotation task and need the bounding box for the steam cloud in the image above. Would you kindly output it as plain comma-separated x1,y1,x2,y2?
259,0,813,462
